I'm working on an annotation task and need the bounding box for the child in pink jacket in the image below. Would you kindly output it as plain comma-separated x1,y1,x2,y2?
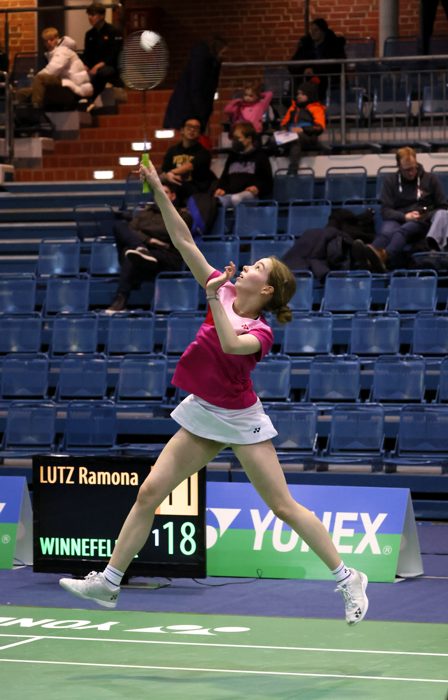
224,83,273,133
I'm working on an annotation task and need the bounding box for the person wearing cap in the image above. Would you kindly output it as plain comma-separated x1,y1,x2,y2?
279,82,326,174
83,2,123,100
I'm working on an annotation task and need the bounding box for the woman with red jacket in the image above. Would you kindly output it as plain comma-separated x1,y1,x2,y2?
280,82,326,174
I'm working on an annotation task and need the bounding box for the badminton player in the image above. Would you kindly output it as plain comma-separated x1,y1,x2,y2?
60,161,369,624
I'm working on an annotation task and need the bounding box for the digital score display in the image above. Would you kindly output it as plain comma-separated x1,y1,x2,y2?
32,455,206,578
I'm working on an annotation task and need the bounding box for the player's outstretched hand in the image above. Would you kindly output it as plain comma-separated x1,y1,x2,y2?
206,261,236,296
140,159,162,191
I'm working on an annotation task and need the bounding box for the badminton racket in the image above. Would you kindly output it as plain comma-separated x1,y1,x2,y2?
120,30,169,192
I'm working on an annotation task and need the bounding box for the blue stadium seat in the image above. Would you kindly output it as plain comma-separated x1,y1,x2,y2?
37,238,80,277
61,400,118,454
120,172,153,212
323,166,367,203
385,405,448,473
0,274,37,314
371,354,426,403
0,314,42,354
208,205,227,237
234,200,279,238
289,271,314,311
250,235,294,262
319,403,385,471
266,402,318,467
152,272,199,313
371,74,412,124
251,354,291,400
273,168,315,202
116,354,168,402
350,311,400,355
164,312,204,355
73,204,115,241
376,165,397,200
0,353,49,400
431,165,448,197
106,312,155,355
307,354,361,402
50,312,99,356
421,83,448,120
89,237,120,275
57,353,108,400
322,271,372,312
282,312,333,355
0,401,57,456
387,270,437,312
44,275,90,315
197,236,240,270
412,311,448,355
286,200,331,237
436,357,448,402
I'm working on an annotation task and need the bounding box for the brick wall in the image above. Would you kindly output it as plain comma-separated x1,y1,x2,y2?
0,0,37,67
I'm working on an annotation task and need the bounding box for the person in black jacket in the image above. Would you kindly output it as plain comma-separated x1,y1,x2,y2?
353,147,448,271
106,184,193,314
214,121,273,207
160,117,216,205
163,35,228,131
83,3,123,100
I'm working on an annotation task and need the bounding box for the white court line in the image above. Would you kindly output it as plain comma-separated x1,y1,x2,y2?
0,637,42,651
0,658,446,684
0,632,446,658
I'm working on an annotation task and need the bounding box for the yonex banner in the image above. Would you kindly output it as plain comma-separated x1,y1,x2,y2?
0,476,33,569
206,484,423,582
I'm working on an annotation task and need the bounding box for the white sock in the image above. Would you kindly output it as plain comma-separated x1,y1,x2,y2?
331,561,353,585
103,564,124,588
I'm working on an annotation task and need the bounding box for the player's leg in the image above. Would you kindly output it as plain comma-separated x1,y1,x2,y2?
232,440,369,624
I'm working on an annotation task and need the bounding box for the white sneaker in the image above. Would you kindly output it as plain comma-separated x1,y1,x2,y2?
59,571,119,609
335,568,369,625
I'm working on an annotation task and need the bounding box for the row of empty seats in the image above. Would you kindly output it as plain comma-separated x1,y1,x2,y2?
1,269,445,316
1,310,448,357
1,399,446,474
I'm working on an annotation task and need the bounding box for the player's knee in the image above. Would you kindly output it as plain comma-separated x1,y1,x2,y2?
136,481,159,510
271,499,295,524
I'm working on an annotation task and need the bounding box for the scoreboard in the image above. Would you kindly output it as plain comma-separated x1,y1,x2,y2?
32,455,206,578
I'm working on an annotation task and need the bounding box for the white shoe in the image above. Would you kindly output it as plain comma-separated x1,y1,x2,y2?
335,568,369,625
59,571,119,609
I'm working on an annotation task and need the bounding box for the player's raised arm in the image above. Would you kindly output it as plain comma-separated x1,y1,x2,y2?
140,161,214,288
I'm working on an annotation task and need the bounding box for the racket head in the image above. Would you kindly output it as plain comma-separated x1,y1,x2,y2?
120,30,169,91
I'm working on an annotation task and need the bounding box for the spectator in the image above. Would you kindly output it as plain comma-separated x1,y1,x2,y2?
420,0,448,54
279,82,326,174
163,35,228,132
160,117,216,204
16,27,93,109
106,183,193,314
353,147,448,271
223,83,274,134
289,18,346,99
83,2,123,101
214,121,273,208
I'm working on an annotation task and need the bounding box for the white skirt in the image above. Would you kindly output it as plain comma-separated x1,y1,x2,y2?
170,394,278,445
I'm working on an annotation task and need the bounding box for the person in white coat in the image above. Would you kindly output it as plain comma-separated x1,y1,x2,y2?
17,27,93,108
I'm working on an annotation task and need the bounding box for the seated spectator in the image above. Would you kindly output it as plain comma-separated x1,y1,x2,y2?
279,82,326,174
83,2,123,101
106,184,193,314
289,18,346,99
16,27,93,109
160,117,216,204
353,147,448,272
214,121,273,207
223,83,273,133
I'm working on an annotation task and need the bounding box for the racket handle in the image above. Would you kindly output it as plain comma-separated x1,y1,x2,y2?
140,153,152,193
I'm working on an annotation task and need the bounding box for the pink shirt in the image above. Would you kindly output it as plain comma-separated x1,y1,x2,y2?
172,274,273,409
224,91,273,133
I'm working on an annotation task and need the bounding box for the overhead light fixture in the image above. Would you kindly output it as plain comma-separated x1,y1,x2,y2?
119,156,139,166
131,141,152,151
93,170,114,180
214,91,219,100
155,129,175,139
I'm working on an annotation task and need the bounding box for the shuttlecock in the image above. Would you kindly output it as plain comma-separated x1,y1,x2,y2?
140,30,160,52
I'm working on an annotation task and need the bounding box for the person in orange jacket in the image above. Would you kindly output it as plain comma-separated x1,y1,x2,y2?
280,82,326,174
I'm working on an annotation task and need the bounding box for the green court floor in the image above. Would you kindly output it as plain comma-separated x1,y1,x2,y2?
0,605,446,700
